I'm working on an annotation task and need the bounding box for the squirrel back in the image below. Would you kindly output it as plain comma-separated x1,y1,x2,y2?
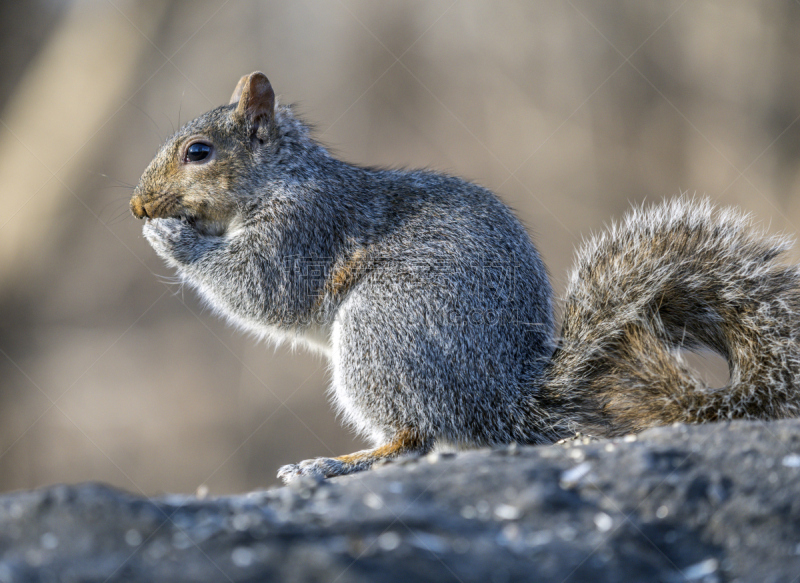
131,72,800,482
547,197,800,435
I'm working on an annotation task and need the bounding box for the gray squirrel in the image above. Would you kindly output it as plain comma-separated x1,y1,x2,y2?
131,72,800,483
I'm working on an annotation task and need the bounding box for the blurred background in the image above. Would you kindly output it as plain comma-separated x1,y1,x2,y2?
1,0,799,495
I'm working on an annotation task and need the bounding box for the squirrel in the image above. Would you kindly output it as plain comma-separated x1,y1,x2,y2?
131,72,800,483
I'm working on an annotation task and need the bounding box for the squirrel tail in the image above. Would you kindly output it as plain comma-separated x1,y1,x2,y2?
545,196,800,436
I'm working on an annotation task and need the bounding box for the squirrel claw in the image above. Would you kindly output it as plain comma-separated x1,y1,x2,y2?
277,457,347,484
276,463,304,483
277,460,326,484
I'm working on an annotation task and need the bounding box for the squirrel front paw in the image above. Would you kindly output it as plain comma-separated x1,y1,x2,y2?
143,217,212,265
143,217,189,255
277,457,349,484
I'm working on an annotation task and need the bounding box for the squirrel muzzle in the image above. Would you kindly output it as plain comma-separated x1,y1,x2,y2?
130,192,150,219
130,186,193,221
130,187,237,237
129,190,179,220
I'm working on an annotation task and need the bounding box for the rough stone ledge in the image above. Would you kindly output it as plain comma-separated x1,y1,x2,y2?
1,419,799,582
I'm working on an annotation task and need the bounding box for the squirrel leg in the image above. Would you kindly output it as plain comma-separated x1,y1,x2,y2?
277,428,429,484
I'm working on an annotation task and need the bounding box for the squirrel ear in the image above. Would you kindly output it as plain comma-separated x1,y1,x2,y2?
229,74,250,105
232,72,275,125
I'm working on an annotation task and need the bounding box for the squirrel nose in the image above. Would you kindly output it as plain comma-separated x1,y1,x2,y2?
130,194,149,219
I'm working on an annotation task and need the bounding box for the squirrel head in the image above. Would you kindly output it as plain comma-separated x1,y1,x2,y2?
130,72,276,236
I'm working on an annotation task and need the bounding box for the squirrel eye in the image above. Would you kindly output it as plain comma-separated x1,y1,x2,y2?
184,142,212,163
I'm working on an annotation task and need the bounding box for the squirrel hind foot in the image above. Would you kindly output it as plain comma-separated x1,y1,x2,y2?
277,429,429,484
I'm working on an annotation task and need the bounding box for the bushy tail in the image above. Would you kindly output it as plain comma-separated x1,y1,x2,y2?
546,197,800,436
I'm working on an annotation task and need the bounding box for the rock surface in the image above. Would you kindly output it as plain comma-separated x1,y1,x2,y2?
1,419,800,582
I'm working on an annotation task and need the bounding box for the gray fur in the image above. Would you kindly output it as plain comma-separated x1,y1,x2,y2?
548,198,800,435
132,73,800,484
